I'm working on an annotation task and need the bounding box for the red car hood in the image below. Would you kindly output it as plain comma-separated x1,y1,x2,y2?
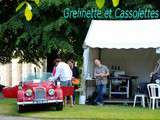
22,80,54,89
2,81,74,98
2,81,55,98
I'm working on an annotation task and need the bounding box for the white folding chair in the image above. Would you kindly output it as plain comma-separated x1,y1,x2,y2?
133,94,148,108
147,83,160,110
133,82,149,108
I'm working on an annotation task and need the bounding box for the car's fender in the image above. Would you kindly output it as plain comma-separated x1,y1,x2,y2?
17,90,25,102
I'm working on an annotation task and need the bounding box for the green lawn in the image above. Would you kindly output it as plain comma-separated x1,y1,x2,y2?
0,98,160,120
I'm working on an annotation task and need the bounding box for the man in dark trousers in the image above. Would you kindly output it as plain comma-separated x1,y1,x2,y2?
150,59,160,83
94,59,110,105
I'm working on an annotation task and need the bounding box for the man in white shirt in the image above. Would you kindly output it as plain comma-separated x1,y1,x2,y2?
49,58,72,86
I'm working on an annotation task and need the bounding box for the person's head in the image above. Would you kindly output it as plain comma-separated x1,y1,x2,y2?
94,59,101,67
54,57,62,66
67,60,74,68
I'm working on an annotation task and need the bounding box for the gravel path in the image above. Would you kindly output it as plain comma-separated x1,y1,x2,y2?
0,115,41,120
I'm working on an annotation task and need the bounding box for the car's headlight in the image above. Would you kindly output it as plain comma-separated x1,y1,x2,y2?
48,89,55,96
25,89,33,97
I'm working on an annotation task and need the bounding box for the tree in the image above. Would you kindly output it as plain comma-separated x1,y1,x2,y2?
0,0,82,64
0,0,159,65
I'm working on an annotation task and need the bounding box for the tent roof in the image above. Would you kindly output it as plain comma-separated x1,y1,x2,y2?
84,20,160,49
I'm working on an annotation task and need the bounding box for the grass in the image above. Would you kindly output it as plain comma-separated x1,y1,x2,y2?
0,98,160,120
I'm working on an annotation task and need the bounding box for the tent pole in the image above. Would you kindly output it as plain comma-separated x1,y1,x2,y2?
98,48,102,60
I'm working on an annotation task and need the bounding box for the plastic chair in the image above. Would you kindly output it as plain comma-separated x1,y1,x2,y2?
133,82,149,108
147,83,160,110
155,79,160,85
133,94,148,107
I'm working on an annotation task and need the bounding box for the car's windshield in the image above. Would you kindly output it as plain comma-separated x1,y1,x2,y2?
23,72,53,83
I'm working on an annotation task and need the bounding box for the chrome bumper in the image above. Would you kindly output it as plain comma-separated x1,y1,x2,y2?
17,100,63,105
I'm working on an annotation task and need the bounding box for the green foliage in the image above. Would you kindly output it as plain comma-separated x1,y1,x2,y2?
34,0,40,6
16,0,40,21
43,17,67,32
96,0,105,9
41,0,71,8
0,0,158,65
84,1,97,8
96,0,120,9
112,0,119,7
0,0,80,64
16,1,25,12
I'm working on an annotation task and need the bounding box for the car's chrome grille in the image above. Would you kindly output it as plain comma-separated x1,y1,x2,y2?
35,88,46,100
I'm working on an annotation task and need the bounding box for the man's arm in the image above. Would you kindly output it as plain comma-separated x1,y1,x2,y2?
103,66,110,77
103,72,110,77
49,67,61,81
94,73,103,77
94,68,102,77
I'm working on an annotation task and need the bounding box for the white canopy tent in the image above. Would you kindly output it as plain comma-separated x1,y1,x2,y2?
83,19,160,97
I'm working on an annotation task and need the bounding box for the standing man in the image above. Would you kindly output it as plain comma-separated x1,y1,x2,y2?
150,59,160,83
67,60,79,79
49,58,72,86
67,60,80,104
94,59,110,105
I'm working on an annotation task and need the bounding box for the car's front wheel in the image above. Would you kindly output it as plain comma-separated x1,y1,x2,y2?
56,102,63,111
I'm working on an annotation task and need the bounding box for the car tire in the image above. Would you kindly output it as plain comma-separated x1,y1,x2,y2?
18,105,24,113
56,102,63,111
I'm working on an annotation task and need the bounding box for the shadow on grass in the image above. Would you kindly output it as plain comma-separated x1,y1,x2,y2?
18,104,59,113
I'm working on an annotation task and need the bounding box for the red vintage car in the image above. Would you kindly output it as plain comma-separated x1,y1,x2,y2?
17,72,63,112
